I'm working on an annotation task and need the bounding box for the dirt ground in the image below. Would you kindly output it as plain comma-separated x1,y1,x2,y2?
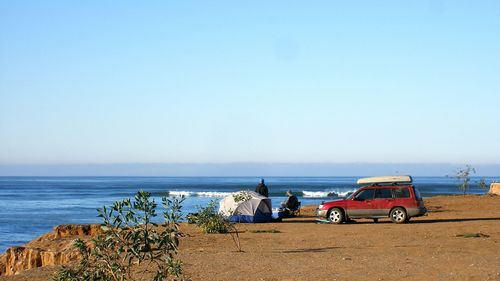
2,195,500,281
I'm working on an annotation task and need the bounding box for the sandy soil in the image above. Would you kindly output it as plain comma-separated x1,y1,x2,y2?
2,195,500,281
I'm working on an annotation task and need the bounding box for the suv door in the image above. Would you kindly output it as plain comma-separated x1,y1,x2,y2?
372,187,394,216
346,189,375,218
393,186,412,208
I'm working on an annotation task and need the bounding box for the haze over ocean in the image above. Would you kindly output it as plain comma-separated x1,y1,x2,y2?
1,163,500,177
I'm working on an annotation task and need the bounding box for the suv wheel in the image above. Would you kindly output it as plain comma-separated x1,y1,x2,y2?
390,207,407,224
328,208,344,224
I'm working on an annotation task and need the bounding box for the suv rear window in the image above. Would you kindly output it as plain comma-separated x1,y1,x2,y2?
394,187,410,198
374,188,393,199
413,187,422,200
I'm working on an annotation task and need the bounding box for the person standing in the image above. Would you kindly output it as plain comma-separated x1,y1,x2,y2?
255,178,269,197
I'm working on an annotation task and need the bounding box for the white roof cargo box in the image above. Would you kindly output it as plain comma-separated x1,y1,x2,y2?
357,175,413,185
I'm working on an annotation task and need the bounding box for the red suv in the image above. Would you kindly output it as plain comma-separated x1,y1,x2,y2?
316,176,427,224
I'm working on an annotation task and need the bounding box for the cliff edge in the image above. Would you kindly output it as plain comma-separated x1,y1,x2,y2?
0,224,101,276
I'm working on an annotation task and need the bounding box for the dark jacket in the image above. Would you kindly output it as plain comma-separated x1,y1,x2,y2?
285,195,299,210
255,183,269,197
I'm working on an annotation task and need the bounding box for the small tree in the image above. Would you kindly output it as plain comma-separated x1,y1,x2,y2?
54,190,184,281
478,178,488,189
455,165,475,195
455,165,492,195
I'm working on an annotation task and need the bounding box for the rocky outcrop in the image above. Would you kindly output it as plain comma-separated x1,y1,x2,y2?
0,246,80,276
0,224,101,276
489,183,500,195
52,224,102,239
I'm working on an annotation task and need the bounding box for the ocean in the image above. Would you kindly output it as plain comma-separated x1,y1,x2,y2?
0,176,496,253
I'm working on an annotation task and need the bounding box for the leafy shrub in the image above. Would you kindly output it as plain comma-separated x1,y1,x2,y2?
232,191,251,203
192,200,230,234
190,200,243,252
54,190,184,281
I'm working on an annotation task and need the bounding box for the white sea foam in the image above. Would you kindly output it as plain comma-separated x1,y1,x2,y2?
302,190,355,198
169,190,355,198
302,191,333,198
168,191,195,197
168,191,233,197
196,191,232,197
336,191,354,197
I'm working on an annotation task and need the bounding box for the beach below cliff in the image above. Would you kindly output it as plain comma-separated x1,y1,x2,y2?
1,195,500,281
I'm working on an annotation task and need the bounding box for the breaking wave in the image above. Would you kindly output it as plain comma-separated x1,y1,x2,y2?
167,189,356,198
302,190,355,198
168,191,233,197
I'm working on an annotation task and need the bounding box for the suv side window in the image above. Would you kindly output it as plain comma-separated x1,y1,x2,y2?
394,187,410,198
355,189,375,200
374,188,393,199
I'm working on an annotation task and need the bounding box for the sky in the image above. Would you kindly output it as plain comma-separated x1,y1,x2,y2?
1,1,499,175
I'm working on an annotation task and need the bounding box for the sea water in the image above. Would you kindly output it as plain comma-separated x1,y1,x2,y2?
0,176,496,253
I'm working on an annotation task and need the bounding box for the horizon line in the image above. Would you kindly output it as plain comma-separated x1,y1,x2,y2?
2,161,500,165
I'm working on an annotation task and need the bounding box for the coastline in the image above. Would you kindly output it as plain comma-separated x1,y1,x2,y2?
1,194,500,280
1,176,495,254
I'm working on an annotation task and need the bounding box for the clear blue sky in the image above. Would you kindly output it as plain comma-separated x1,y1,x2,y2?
1,1,499,167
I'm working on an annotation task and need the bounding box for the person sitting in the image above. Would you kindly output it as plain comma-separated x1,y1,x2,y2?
255,178,269,197
281,190,300,216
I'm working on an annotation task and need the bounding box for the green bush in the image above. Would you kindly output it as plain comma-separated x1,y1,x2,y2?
192,201,230,234
232,191,251,203
190,200,243,252
54,190,184,281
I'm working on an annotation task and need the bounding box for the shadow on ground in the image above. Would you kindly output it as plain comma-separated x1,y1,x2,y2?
281,246,338,253
276,217,500,225
411,217,500,224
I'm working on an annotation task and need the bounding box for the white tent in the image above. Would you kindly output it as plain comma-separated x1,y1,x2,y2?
219,191,272,223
